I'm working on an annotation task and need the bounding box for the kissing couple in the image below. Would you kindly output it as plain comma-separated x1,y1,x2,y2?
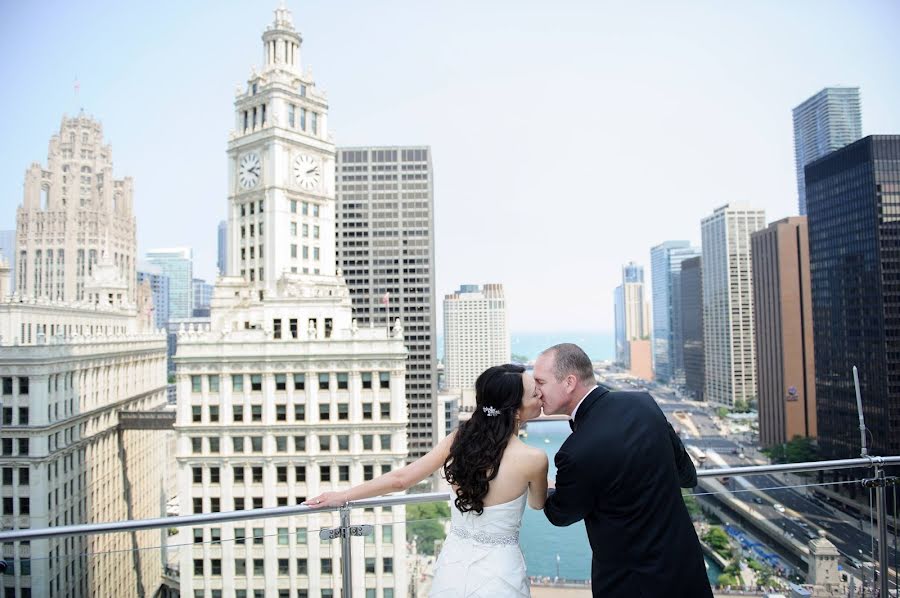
306,343,712,597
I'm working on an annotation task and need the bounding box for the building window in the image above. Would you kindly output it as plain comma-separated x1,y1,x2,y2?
296,557,308,575
293,373,305,390
362,403,373,420
209,406,219,422
319,435,330,451
276,404,287,420
192,406,202,423
338,403,349,420
191,376,202,393
379,372,390,388
295,436,306,452
251,405,262,422
380,434,391,451
276,436,288,452
362,435,373,451
275,374,287,391
383,557,393,574
361,373,372,389
251,436,263,452
318,373,329,390
364,465,373,481
294,404,306,421
233,436,245,452
296,465,306,482
319,404,330,421
208,375,220,392
321,558,332,574
235,467,245,482
339,465,350,482
380,403,391,419
337,373,348,390
232,374,244,391
251,374,262,391
233,405,244,422
337,435,349,451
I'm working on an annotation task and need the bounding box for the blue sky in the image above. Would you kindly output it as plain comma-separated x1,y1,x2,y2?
1,0,899,332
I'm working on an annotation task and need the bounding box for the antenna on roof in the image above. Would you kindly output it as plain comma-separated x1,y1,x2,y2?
852,366,867,457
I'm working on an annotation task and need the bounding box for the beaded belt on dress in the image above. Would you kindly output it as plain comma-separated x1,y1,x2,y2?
450,527,519,546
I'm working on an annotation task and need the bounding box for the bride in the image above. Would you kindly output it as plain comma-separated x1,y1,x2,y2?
305,363,548,597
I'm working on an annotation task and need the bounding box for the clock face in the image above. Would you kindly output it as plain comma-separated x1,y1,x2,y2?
239,153,261,189
293,154,321,191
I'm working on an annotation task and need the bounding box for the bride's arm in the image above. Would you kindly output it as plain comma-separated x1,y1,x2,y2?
304,431,457,508
527,450,550,510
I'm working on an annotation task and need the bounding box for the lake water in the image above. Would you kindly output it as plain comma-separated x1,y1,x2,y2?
520,420,720,585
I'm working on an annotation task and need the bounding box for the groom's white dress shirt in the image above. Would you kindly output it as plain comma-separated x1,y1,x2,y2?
570,385,598,422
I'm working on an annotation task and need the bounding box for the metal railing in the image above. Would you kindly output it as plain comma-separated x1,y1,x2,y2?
1,456,898,597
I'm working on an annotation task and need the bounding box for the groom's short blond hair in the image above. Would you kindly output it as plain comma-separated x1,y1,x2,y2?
541,343,595,385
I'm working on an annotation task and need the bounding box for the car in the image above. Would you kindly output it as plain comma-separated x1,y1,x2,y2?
752,497,764,505
773,503,786,513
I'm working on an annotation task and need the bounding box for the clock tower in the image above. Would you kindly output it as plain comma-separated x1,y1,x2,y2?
227,4,335,290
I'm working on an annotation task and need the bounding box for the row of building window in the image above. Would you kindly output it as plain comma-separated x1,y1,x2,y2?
189,586,393,598
193,556,393,577
192,401,393,424
190,434,393,454
191,373,390,393
1,377,29,395
192,524,393,546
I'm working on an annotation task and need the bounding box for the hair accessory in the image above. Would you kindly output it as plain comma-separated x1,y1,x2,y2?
482,405,501,417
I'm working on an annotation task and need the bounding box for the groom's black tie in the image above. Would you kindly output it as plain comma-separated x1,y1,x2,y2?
569,418,576,433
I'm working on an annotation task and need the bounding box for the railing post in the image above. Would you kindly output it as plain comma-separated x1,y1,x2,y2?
874,466,889,598
341,505,353,598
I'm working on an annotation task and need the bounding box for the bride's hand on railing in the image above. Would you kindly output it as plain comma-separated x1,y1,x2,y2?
303,491,349,508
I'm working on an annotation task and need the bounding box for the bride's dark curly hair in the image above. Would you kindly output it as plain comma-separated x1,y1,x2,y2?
443,364,526,515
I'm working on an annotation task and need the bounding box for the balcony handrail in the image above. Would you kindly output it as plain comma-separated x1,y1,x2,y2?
1,455,898,543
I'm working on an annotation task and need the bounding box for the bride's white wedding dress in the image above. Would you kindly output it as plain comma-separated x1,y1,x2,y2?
429,492,530,597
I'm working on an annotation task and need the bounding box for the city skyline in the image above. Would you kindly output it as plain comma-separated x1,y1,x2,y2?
1,1,899,332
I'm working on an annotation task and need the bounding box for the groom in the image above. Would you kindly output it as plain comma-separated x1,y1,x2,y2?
536,343,712,598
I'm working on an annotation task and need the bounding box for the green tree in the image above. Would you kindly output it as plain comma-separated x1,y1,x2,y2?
406,502,450,556
763,436,817,464
681,490,701,519
716,407,729,419
703,526,731,553
511,353,530,364
716,573,740,587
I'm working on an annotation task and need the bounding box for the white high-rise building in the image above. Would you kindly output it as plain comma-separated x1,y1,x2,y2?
701,203,766,406
14,113,136,303
1,133,169,598
335,146,438,461
175,8,409,598
443,284,510,392
613,262,650,368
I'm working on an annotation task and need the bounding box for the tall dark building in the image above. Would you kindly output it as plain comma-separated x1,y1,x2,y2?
680,256,704,401
335,146,438,461
806,135,900,459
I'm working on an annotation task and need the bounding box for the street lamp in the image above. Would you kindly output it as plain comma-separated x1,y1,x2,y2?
556,553,561,583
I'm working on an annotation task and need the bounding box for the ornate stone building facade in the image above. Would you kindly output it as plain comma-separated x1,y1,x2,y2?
175,7,409,597
15,113,136,303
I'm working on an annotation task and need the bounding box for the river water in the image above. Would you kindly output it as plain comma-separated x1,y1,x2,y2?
519,420,719,585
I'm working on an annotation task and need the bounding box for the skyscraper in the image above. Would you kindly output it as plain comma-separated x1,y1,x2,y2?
146,247,193,319
751,217,816,447
175,8,410,596
137,263,170,330
0,229,14,294
793,86,862,215
806,135,900,459
443,284,510,392
14,113,136,302
217,219,228,275
680,256,704,400
192,277,213,316
701,204,766,406
613,262,650,369
650,241,700,383
335,146,437,460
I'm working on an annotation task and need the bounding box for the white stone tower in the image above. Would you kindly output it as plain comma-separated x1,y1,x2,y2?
15,112,136,302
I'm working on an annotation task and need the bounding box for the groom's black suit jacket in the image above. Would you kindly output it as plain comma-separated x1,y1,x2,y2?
543,387,712,598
